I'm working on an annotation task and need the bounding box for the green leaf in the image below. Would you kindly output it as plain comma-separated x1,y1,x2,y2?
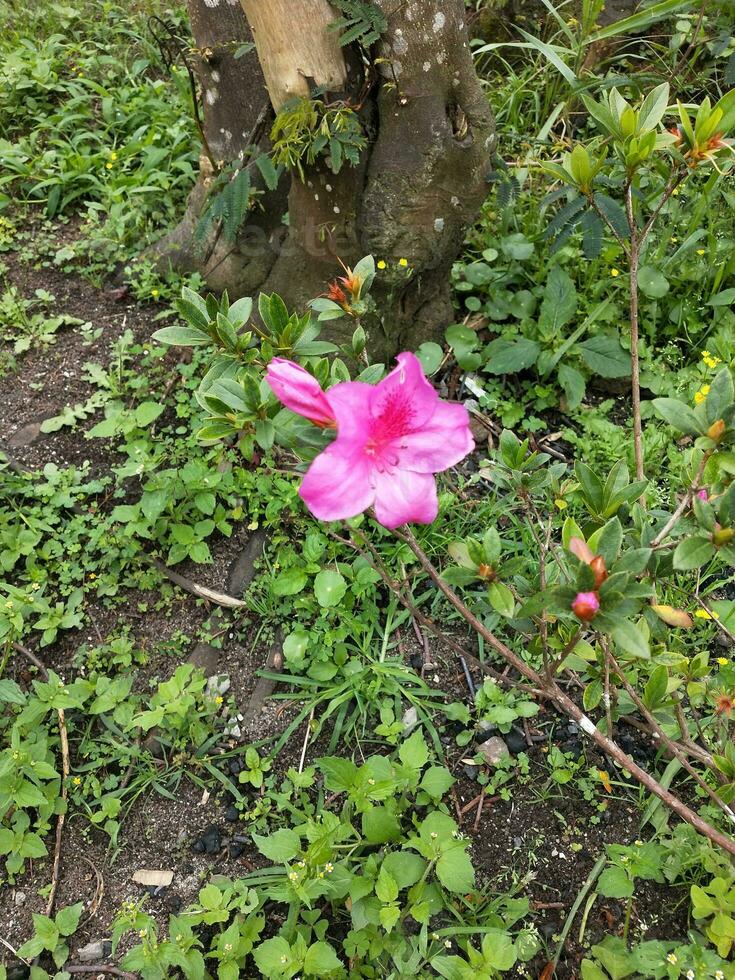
252,828,301,863
152,325,211,347
482,338,540,374
55,903,83,937
31,913,59,951
399,729,429,770
643,665,668,709
638,265,669,299
598,866,634,898
253,938,292,976
362,806,401,844
382,851,426,890
638,82,670,132
375,867,399,903
0,679,26,705
587,0,693,42
379,903,401,933
314,569,347,607
436,847,475,893
272,568,307,596
558,362,586,409
611,620,650,659
416,341,444,376
419,766,455,799
577,334,630,378
303,941,342,975
488,581,515,617
651,397,701,435
673,534,716,570
445,324,480,370
135,401,165,427
539,266,577,331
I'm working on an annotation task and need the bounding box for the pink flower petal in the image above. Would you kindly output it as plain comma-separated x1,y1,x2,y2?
373,469,438,529
299,446,375,521
569,537,594,565
394,401,474,473
266,358,334,427
325,381,373,444
370,352,437,429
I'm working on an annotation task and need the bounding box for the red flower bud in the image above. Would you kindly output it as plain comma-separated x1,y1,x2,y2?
589,555,608,589
572,591,600,622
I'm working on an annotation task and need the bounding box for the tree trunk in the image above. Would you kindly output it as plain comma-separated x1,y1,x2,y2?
154,0,495,358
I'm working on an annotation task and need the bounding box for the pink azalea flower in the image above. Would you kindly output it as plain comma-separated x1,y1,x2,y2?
266,352,474,529
266,358,335,428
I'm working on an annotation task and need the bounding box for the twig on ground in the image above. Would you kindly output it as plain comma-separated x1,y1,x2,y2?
151,557,247,607
298,707,315,774
66,967,136,978
553,852,607,967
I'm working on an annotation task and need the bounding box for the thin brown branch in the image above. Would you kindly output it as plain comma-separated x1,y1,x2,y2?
606,646,733,824
392,525,735,857
650,452,710,548
625,181,645,484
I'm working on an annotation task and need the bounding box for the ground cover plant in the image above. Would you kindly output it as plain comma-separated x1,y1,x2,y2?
2,0,735,978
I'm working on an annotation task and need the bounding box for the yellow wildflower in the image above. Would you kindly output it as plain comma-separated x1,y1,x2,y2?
610,268,620,277
398,257,408,267
694,384,711,405
377,259,387,270
151,288,159,298
110,151,118,161
695,608,719,620
696,249,706,256
105,162,113,170
72,776,82,786
670,236,678,243
215,696,223,705
717,657,729,666
672,187,680,196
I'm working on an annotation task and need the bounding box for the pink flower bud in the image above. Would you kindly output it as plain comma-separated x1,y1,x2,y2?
572,591,600,622
697,488,709,502
266,358,335,428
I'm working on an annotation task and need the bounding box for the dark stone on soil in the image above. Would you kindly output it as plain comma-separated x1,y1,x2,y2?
77,940,112,962
7,966,29,980
228,758,243,775
8,420,43,447
228,841,245,859
475,727,498,745
192,824,221,854
463,764,479,781
203,824,221,854
559,738,582,760
504,728,527,755
187,643,220,678
225,804,239,822
226,527,268,595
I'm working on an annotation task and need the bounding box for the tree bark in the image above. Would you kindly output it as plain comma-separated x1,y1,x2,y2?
149,0,287,296
240,0,347,110
154,0,495,357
